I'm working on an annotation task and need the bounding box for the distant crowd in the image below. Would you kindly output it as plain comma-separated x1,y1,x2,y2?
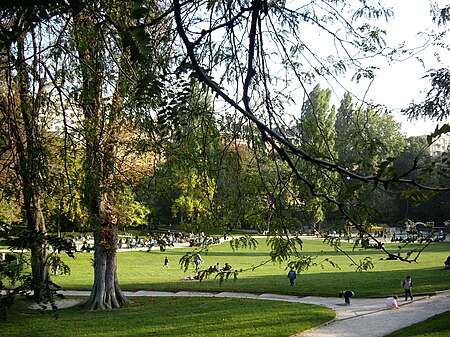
71,232,222,252
390,230,446,243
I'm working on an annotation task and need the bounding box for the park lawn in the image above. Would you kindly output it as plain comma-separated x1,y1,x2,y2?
54,239,450,297
1,296,335,337
385,311,450,337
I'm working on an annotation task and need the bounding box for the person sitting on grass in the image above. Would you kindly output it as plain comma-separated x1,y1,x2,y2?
444,256,450,269
223,262,232,271
386,295,399,309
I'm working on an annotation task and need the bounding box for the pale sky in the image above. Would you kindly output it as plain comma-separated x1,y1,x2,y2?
298,1,449,137
214,1,449,137
352,0,449,136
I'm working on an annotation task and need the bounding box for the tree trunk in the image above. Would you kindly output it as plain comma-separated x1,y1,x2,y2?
86,229,128,310
14,33,50,302
26,195,50,302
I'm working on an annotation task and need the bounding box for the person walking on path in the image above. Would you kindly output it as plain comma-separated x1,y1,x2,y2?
339,290,354,305
402,275,413,301
287,269,297,286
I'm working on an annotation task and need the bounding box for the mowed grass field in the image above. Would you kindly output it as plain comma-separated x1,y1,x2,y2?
55,238,450,297
2,297,335,337
2,238,449,337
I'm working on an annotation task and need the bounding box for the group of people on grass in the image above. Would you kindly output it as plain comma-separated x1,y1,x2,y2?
70,231,220,253
169,253,234,281
191,253,232,272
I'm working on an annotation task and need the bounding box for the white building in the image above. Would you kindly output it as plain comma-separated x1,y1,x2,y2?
428,133,450,157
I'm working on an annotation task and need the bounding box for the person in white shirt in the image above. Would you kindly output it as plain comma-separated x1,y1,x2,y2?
386,295,399,309
194,253,203,271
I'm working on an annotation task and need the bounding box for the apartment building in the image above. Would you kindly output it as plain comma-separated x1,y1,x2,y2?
428,133,450,157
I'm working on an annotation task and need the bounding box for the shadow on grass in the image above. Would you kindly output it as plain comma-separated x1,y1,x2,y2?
57,242,450,298
3,297,335,337
115,266,450,298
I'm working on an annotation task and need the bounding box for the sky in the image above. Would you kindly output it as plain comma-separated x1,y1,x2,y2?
213,1,449,137
278,0,450,137
349,0,449,136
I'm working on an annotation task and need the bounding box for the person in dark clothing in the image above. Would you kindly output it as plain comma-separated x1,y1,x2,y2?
223,262,232,271
339,290,355,305
444,256,450,269
287,269,297,286
401,275,413,301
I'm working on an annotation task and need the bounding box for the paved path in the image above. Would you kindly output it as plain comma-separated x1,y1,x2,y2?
293,291,450,337
56,289,450,337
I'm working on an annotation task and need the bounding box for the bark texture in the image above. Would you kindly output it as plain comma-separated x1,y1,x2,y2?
86,229,128,310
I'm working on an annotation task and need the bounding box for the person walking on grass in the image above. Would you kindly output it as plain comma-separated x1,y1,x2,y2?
52,252,61,276
194,253,203,271
287,269,297,286
402,275,413,301
163,256,169,268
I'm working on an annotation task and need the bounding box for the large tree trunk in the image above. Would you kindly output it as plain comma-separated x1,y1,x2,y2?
26,195,50,302
86,229,128,310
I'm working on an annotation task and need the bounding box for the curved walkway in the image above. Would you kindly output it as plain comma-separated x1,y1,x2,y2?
54,289,450,337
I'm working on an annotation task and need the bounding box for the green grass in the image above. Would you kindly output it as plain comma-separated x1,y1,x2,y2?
385,311,450,337
55,239,450,297
2,297,335,337
2,238,449,337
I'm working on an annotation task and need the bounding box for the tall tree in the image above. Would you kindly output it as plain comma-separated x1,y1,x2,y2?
71,0,170,309
296,84,338,230
335,93,407,226
0,18,51,301
72,2,134,309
